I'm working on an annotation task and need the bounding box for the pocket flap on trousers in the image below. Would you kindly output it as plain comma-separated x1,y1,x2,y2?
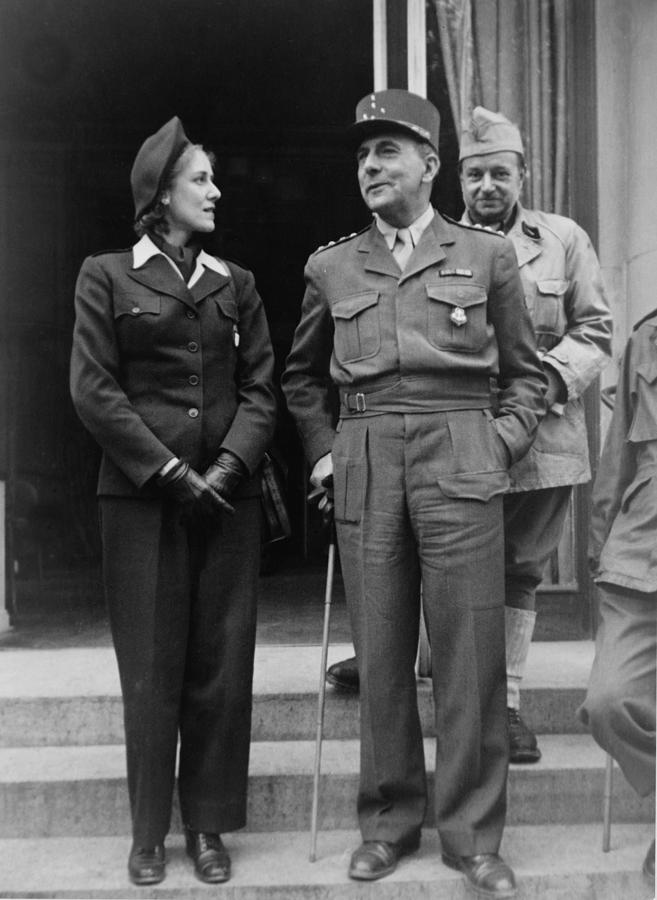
437,469,509,502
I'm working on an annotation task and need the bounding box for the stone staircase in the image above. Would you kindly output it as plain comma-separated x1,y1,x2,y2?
0,642,653,898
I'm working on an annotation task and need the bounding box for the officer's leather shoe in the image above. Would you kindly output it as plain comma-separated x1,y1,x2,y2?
348,836,419,881
128,843,165,885
185,829,231,883
442,852,517,898
327,656,360,692
507,707,541,763
643,838,655,882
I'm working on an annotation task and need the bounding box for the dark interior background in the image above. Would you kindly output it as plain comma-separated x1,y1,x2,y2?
0,0,460,617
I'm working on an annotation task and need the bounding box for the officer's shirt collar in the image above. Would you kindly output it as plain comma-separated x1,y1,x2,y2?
461,204,518,235
132,234,229,286
375,204,435,250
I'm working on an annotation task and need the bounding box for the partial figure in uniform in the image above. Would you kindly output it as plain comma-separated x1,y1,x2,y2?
458,107,613,763
578,311,657,886
283,89,547,899
70,117,276,885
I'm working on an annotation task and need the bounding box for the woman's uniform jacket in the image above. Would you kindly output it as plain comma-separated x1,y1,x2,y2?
464,205,613,491
70,235,276,498
589,310,657,593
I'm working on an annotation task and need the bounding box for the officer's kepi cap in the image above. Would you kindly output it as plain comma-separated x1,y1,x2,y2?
349,89,440,152
130,116,191,220
459,107,524,161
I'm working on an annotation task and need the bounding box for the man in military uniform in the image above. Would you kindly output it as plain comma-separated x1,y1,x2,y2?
578,310,657,885
459,108,612,763
283,89,547,898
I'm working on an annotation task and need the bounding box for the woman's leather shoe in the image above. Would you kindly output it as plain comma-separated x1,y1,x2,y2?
128,844,165,885
442,852,517,898
185,829,231,883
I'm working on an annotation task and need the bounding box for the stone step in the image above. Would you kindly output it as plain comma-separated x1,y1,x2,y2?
0,824,653,899
0,643,594,746
0,736,652,838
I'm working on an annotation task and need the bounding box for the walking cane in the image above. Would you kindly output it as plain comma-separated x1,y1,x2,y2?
309,515,336,862
602,752,614,851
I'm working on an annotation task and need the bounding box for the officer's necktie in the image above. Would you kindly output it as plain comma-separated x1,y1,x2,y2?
392,227,414,271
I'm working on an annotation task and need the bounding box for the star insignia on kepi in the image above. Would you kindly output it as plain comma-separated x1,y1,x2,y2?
450,306,467,327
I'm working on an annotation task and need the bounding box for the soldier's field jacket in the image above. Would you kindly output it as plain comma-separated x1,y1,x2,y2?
464,205,612,492
589,311,657,593
283,211,547,478
70,235,276,498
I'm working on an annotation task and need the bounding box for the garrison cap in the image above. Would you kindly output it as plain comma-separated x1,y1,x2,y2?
130,116,191,220
349,89,440,152
459,106,524,161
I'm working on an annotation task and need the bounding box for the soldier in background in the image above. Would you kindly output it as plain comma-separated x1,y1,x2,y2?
578,310,657,886
459,107,612,763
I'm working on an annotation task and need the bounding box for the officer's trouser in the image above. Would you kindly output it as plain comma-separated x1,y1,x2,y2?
333,410,509,857
578,584,657,797
100,495,260,846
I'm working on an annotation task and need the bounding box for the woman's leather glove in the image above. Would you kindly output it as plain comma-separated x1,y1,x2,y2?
156,459,234,517
203,450,246,504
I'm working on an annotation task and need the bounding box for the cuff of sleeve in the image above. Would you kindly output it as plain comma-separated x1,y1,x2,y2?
157,457,180,478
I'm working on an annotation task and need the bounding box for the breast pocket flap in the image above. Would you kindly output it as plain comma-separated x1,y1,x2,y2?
332,291,379,321
113,294,161,318
536,279,568,296
426,283,487,310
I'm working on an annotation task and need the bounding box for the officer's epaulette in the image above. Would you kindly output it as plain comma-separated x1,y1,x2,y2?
632,308,657,331
442,214,505,237
313,225,369,254
90,247,132,257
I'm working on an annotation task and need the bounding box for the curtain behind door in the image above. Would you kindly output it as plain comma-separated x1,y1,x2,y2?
432,0,568,214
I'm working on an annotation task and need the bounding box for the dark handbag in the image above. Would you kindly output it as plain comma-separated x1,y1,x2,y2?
260,451,292,545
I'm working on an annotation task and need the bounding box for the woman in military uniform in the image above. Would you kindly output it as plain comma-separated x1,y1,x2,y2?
70,117,276,885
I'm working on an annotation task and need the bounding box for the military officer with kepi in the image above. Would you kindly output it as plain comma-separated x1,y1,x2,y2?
283,90,547,898
459,108,612,763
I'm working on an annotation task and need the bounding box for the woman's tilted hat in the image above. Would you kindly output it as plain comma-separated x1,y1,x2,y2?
130,116,191,220
459,107,524,161
349,89,441,152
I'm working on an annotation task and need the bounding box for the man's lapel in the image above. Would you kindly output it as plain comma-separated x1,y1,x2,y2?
357,225,402,279
508,210,542,268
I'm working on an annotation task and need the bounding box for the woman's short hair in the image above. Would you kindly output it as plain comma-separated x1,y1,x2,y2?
134,144,217,238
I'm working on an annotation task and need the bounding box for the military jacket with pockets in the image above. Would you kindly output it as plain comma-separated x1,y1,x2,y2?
283,211,547,471
70,239,276,498
589,311,657,592
489,205,613,491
